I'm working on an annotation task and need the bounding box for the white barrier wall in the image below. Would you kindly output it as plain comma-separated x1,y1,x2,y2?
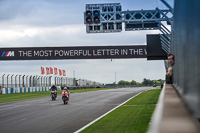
1,86,61,94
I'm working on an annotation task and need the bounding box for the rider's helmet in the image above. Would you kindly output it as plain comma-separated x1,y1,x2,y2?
51,85,57,90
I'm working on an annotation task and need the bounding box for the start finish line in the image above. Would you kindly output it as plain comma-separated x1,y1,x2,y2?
0,45,147,60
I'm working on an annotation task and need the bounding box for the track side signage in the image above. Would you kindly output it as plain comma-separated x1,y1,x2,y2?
0,45,147,60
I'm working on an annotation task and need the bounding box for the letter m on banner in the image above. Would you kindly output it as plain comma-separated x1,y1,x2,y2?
1,51,14,57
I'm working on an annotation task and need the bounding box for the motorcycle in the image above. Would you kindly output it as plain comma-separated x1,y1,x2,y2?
51,90,57,101
62,90,69,104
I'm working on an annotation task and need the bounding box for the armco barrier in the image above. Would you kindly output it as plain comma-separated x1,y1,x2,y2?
2,86,51,94
2,85,90,94
10,88,14,94
15,88,18,93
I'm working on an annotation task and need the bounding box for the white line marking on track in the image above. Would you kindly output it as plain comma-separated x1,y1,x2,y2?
74,90,149,133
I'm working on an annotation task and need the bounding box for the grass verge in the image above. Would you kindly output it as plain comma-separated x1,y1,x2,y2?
0,88,115,104
81,88,161,133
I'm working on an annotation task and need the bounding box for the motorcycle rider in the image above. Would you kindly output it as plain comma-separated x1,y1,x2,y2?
50,85,57,97
62,87,70,97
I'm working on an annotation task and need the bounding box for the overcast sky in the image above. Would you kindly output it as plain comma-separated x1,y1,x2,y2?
0,0,173,84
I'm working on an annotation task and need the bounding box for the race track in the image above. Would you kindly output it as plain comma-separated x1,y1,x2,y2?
0,87,152,133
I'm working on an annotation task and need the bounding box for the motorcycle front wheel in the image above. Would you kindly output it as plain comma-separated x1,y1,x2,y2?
52,96,54,101
63,97,66,104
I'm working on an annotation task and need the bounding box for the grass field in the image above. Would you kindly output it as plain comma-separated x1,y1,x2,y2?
81,89,161,133
0,88,116,103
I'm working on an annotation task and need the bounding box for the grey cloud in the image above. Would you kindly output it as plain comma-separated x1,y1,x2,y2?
0,0,83,26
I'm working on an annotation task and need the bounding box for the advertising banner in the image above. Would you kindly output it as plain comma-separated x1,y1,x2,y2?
0,45,147,60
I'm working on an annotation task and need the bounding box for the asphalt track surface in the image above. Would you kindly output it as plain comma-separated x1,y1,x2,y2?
0,87,152,133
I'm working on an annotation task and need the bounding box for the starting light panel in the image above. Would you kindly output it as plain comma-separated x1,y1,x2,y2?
84,3,122,33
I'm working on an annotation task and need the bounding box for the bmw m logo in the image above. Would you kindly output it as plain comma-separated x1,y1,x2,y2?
1,51,15,57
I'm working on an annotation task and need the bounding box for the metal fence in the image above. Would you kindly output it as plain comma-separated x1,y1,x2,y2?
171,0,200,120
0,74,104,89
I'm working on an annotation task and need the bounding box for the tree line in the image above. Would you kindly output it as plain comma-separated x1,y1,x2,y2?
118,78,164,86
